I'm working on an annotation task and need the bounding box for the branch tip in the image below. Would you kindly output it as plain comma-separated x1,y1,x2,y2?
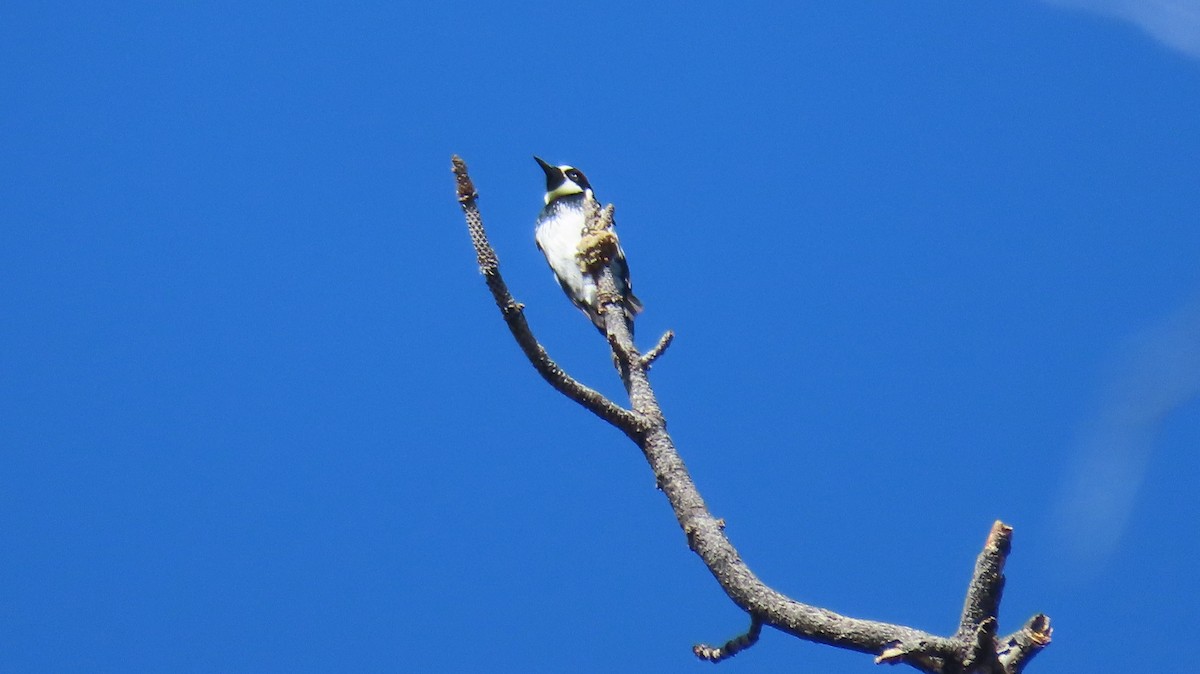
693,617,763,663
600,203,615,229
987,520,1014,553
1027,614,1052,645
997,614,1052,673
641,330,675,368
450,155,477,204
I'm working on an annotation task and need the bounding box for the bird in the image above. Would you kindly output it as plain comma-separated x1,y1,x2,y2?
533,156,642,334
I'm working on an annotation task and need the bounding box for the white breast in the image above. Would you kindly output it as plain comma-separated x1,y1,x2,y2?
535,204,598,310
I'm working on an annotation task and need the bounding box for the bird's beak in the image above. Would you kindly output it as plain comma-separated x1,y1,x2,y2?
533,155,556,177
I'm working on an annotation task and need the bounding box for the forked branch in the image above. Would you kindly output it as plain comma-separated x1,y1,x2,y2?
452,155,1051,672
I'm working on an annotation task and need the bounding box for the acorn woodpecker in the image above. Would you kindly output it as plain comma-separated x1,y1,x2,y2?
533,156,642,334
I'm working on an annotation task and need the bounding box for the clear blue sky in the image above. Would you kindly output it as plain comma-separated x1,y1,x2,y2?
3,2,1198,672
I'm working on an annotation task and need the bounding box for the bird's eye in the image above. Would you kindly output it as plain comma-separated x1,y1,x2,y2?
565,169,581,182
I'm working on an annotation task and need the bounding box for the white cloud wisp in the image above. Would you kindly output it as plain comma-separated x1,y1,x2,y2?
1043,0,1200,60
1052,295,1200,575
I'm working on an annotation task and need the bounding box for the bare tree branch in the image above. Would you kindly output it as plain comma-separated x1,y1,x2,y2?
452,155,1052,672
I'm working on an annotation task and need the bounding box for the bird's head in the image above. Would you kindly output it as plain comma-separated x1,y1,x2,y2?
535,156,592,204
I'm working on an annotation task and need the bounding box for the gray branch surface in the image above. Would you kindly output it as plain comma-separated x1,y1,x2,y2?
452,155,1052,672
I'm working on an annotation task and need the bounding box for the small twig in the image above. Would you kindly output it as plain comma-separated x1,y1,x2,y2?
641,330,675,368
694,616,763,663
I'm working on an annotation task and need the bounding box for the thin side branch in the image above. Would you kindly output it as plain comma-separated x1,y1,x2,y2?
641,330,675,368
453,156,1051,672
693,617,763,663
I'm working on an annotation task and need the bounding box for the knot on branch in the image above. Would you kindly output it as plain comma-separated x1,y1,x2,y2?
875,639,943,670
